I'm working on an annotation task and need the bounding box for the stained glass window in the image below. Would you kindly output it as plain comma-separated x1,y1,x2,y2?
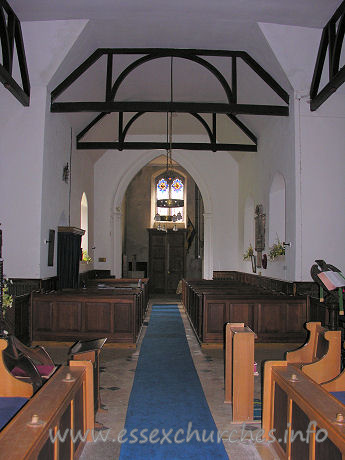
155,172,185,221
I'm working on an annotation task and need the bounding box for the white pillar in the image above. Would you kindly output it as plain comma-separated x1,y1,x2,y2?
112,208,123,278
203,212,213,279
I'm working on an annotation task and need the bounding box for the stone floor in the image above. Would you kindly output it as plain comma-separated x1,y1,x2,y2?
46,297,302,459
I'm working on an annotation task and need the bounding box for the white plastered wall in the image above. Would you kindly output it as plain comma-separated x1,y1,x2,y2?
296,94,345,280
237,113,296,281
260,23,345,280
0,19,88,278
0,85,46,278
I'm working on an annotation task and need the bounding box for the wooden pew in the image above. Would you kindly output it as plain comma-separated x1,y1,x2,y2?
0,343,94,459
285,322,341,384
87,277,150,315
32,287,144,344
181,278,271,342
262,362,345,459
182,278,309,344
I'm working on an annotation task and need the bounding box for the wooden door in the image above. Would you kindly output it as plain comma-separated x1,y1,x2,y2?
148,229,186,294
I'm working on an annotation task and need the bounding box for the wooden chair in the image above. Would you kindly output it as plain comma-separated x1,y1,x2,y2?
3,334,56,390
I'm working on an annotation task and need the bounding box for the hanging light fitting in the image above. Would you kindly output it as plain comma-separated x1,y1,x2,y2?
156,57,184,215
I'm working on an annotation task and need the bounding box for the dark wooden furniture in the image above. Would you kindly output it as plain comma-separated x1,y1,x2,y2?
31,287,145,343
87,278,150,314
57,227,85,289
182,279,310,344
148,229,186,294
213,270,319,297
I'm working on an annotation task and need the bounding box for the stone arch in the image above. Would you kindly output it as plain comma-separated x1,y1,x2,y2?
111,149,213,278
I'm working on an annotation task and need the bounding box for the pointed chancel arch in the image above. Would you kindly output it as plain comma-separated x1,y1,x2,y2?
268,172,286,246
110,149,213,279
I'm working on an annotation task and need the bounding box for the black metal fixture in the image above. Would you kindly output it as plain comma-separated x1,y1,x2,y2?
62,163,69,183
154,58,184,226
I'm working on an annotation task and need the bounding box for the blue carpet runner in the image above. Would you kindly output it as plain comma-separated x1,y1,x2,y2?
119,304,229,459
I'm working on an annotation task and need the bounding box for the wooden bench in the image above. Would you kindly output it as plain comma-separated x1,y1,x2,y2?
0,339,94,459
87,277,150,313
32,287,145,343
262,362,345,459
182,278,309,344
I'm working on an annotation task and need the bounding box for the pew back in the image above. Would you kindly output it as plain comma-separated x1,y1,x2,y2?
286,322,341,384
182,278,309,344
263,362,345,459
0,362,94,459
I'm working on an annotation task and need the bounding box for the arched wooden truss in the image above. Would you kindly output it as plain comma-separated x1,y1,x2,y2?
0,0,30,106
311,0,345,111
51,48,290,152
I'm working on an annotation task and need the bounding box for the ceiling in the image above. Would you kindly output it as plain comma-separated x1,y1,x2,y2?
10,0,342,29
8,0,344,160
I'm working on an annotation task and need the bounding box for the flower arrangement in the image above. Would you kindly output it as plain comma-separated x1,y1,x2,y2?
268,238,285,261
82,250,92,264
2,279,13,316
243,243,254,261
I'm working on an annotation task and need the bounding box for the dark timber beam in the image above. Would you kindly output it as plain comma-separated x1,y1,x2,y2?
310,66,345,111
310,0,345,111
76,141,257,152
0,0,30,106
227,114,257,144
52,101,288,116
52,48,289,151
76,110,257,152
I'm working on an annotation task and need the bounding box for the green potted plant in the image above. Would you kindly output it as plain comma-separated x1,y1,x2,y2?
82,250,92,264
2,279,13,318
243,243,254,261
268,238,285,261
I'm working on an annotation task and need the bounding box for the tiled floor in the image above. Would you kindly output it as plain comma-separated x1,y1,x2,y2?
47,298,302,459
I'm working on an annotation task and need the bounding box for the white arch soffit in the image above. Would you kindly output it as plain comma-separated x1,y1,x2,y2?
111,148,214,279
